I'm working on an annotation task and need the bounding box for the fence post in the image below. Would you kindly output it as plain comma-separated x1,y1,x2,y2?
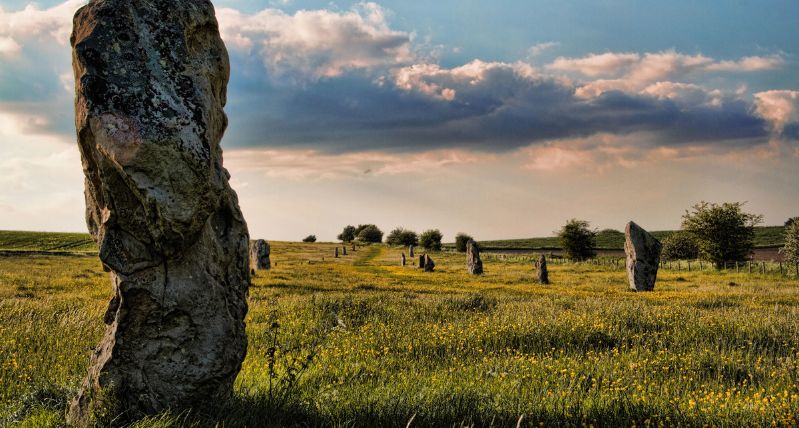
796,262,799,278
699,260,703,271
779,262,783,276
735,261,739,273
687,260,691,272
748,262,751,274
761,262,766,274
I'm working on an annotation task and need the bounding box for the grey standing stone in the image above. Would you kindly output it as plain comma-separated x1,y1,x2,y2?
68,1,249,425
335,247,339,258
419,254,425,269
409,245,414,258
625,221,662,291
466,240,483,275
250,239,271,272
401,252,406,266
424,254,435,272
342,246,347,256
536,254,549,284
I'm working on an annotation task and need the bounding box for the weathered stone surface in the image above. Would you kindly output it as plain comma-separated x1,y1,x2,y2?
335,247,339,258
342,246,347,256
424,254,435,272
68,1,248,425
466,240,483,275
250,239,270,271
401,252,406,266
418,254,425,269
536,254,549,284
625,221,662,291
409,245,414,257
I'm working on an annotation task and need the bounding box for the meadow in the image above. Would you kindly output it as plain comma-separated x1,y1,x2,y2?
2,239,799,427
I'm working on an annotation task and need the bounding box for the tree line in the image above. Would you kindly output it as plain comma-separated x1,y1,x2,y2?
559,201,798,269
312,201,797,270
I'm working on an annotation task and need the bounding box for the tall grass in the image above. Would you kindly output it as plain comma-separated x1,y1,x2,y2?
1,242,798,426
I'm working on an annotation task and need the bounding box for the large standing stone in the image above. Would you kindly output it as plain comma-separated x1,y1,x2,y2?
401,252,406,266
342,246,347,256
424,254,435,272
418,254,425,269
625,221,662,291
250,239,271,272
335,247,339,258
68,1,249,424
536,254,549,284
409,245,415,258
466,240,483,275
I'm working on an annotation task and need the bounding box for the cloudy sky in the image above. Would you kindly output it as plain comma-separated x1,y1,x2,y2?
1,0,798,241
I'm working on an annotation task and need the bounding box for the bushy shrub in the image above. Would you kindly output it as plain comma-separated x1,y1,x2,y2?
661,232,699,260
781,217,799,263
681,201,763,269
419,229,443,251
557,219,596,261
455,233,473,252
302,235,317,243
385,228,418,246
337,225,356,242
356,225,383,243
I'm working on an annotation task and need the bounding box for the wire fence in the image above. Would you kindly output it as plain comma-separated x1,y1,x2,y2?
482,253,799,278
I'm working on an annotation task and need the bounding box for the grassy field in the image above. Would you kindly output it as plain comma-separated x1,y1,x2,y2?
0,226,785,255
0,231,96,253
473,226,786,250
2,240,799,427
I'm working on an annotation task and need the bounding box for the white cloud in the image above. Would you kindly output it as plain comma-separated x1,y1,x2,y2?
393,60,540,101
224,148,481,180
527,41,559,58
549,50,784,98
548,52,641,77
0,0,84,49
754,90,799,132
0,35,21,57
217,2,414,81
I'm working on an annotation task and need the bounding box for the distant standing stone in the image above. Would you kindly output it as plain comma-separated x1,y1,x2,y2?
536,254,549,284
625,221,662,291
419,254,425,269
424,254,435,272
466,240,483,275
342,246,347,256
335,247,339,258
409,245,415,257
250,239,271,272
401,252,406,266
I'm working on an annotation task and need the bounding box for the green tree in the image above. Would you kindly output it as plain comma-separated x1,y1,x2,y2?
356,225,383,243
302,235,317,243
455,233,473,252
661,232,699,261
681,201,763,269
781,217,799,263
337,225,356,242
419,229,443,251
354,224,377,237
385,227,418,246
557,219,596,261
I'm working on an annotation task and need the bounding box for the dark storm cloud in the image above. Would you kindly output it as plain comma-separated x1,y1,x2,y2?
222,63,770,153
